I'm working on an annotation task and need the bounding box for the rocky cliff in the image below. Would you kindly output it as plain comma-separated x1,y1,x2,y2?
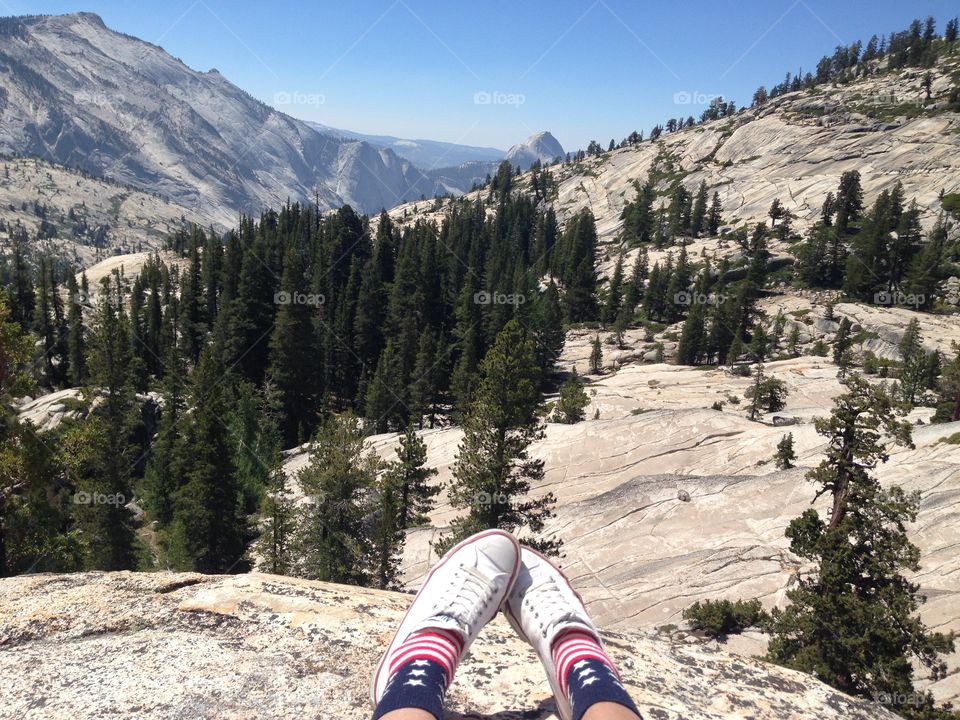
0,571,901,719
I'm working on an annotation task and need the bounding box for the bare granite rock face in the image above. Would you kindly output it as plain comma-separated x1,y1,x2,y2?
343,355,960,706
0,571,901,720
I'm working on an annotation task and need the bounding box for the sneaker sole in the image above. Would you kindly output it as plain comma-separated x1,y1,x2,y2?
369,528,522,706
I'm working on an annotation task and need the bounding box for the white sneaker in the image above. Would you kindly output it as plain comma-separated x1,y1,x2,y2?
370,529,521,704
503,547,603,720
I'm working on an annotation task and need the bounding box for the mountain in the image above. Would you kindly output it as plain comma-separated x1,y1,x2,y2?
0,156,222,264
389,61,960,241
0,12,435,216
304,121,505,170
505,130,565,169
0,571,901,719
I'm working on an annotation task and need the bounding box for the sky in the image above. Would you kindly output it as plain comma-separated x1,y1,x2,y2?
3,0,956,152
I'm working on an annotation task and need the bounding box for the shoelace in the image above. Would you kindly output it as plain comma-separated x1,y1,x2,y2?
434,562,499,633
523,577,582,638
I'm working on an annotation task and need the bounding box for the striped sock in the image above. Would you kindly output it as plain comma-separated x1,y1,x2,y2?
372,628,464,720
552,630,642,720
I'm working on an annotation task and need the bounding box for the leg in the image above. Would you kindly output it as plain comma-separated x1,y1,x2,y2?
504,548,644,720
379,711,435,720
583,702,643,720
370,530,522,720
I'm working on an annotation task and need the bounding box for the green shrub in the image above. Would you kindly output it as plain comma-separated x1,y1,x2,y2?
729,363,750,377
809,339,829,357
940,192,960,217
683,598,769,637
552,371,589,424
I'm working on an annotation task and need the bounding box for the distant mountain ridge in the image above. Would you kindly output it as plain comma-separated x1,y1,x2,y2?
0,13,439,217
304,121,505,170
0,12,564,218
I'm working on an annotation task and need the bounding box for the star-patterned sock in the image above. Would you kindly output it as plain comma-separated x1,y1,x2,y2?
372,628,463,720
552,630,642,720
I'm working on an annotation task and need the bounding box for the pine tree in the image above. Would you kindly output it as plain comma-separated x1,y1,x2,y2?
371,472,404,590
267,243,318,445
295,412,380,585
767,376,955,719
559,211,599,322
749,323,770,362
385,427,439,530
440,321,559,555
934,343,960,422
726,333,745,366
621,179,655,244
66,273,86,387
833,317,854,374
372,429,436,590
775,433,796,469
768,198,785,227
677,273,710,366
168,345,249,574
623,248,648,311
531,280,565,375
665,242,691,323
898,319,927,405
229,381,281,515
707,192,723,236
365,340,406,434
748,363,766,421
178,232,205,365
746,368,789,419
553,369,589,423
409,328,440,429
80,274,138,570
690,181,708,237
141,337,186,527
252,389,294,576
788,325,801,357
601,251,625,325
8,231,34,328
945,17,958,44
589,335,603,374
33,257,57,384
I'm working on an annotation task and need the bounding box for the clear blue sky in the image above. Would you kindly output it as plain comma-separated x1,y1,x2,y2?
5,0,956,151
